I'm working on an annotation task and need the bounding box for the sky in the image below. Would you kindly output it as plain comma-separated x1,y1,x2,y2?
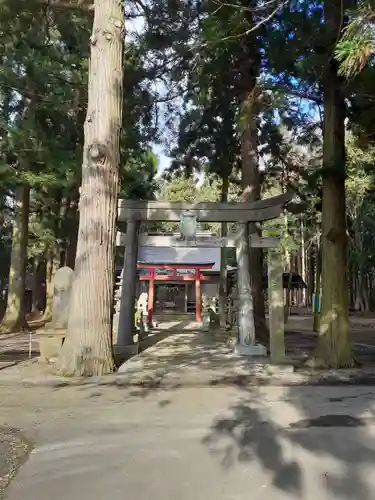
129,14,322,178
128,14,172,175
153,144,171,175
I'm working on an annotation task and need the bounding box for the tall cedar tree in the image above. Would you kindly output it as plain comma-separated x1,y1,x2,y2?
56,0,124,375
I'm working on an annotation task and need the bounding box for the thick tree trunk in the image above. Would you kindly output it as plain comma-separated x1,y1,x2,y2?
307,246,314,307
300,217,306,307
353,226,369,312
31,257,44,315
1,185,30,332
354,272,370,312
43,194,64,320
313,240,322,332
350,271,355,310
219,175,228,328
363,273,371,311
284,255,293,323
56,0,124,376
283,213,291,322
240,85,269,345
31,258,39,314
60,196,79,269
57,197,69,266
311,0,353,367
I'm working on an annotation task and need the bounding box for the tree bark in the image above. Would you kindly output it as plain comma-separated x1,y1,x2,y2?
60,196,79,269
42,193,64,320
306,247,313,307
219,174,228,328
284,255,293,323
240,85,269,345
311,0,353,367
1,75,35,332
300,217,306,307
1,185,30,332
353,223,369,312
31,257,45,315
56,0,124,376
354,272,369,312
313,239,322,332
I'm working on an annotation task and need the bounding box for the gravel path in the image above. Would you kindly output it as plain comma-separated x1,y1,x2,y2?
0,427,32,498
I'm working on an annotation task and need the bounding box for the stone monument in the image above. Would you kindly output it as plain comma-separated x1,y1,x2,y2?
50,267,73,328
38,266,74,363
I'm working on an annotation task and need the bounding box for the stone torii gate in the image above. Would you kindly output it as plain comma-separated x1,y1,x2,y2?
115,191,301,361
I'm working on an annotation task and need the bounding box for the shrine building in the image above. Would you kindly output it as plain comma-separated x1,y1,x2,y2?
135,232,223,322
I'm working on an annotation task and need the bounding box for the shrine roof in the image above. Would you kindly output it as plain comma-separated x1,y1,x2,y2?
137,261,215,269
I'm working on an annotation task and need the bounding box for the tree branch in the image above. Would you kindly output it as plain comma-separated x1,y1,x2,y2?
40,0,94,11
200,0,287,47
263,84,323,106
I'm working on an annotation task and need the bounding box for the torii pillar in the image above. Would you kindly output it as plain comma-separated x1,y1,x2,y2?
116,221,139,347
235,231,284,360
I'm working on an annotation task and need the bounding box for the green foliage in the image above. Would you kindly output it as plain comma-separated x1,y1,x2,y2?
4,0,375,321
0,0,159,274
159,174,198,203
120,151,158,200
335,2,375,78
346,136,375,277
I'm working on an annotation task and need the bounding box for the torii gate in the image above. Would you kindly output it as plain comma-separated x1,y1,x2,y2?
136,261,215,323
115,191,302,362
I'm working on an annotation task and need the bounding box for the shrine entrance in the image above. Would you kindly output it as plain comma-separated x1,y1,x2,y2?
114,191,303,362
137,262,214,322
154,284,186,312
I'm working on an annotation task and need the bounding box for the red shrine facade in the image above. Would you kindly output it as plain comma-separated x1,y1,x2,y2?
137,262,215,323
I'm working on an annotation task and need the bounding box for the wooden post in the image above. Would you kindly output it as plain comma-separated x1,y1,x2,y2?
116,221,139,346
147,268,155,324
185,283,188,313
268,250,285,363
195,269,201,322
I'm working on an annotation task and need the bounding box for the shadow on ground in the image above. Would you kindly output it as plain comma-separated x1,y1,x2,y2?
0,350,39,364
201,383,375,499
73,320,375,499
4,316,375,499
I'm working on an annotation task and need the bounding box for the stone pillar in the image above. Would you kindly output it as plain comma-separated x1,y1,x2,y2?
268,249,285,363
116,221,139,346
234,224,266,356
